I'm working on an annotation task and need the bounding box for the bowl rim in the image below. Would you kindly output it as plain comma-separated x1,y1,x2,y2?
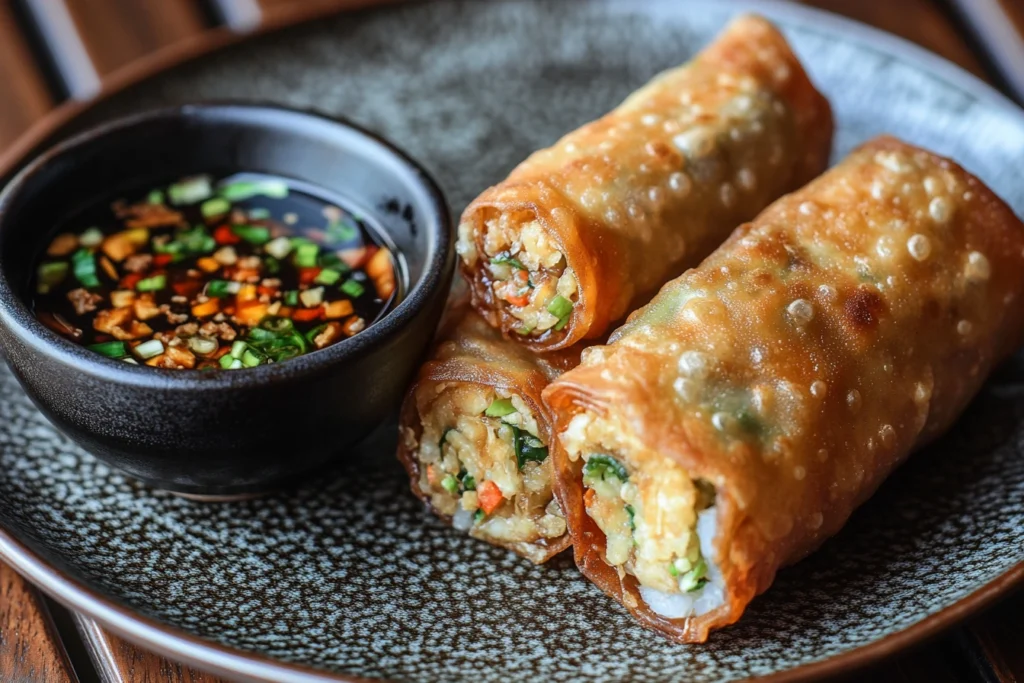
0,102,454,390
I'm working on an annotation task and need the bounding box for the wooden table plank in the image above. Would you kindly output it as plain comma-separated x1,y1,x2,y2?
76,617,229,683
61,0,209,77
0,0,54,152
0,563,78,682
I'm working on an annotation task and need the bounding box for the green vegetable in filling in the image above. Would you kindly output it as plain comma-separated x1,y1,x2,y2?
546,295,573,323
460,472,476,491
484,398,516,417
473,509,486,523
583,454,629,484
441,475,459,494
625,504,636,532
509,424,548,469
490,252,527,270
439,427,454,451
679,557,708,592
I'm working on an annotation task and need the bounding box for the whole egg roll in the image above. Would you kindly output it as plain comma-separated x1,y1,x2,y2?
542,136,1024,641
398,305,582,562
457,14,833,351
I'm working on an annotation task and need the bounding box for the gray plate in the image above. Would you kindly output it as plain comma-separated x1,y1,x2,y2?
1,1,1023,682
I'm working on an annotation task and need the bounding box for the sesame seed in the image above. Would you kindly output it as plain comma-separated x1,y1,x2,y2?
564,142,578,153
847,389,862,414
809,512,823,529
929,196,952,223
810,380,827,398
640,113,660,126
793,466,806,481
799,201,816,216
907,234,932,261
786,298,814,327
923,177,940,194
668,172,692,196
914,382,930,404
870,181,884,200
672,128,715,158
963,191,974,201
627,203,644,220
957,319,973,335
965,251,991,282
817,448,829,462
712,412,733,431
647,186,664,207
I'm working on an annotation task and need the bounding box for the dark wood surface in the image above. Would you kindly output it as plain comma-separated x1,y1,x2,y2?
0,563,77,682
0,0,1020,681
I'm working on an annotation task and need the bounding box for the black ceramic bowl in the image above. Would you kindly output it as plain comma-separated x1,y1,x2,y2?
0,104,453,495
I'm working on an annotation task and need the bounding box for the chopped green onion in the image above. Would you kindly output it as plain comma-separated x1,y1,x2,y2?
147,190,164,205
515,325,535,336
230,340,249,359
264,236,293,260
219,354,243,370
187,336,218,355
295,243,319,268
218,179,288,201
473,509,486,523
554,315,571,331
36,262,68,293
284,290,299,307
71,249,100,288
508,425,548,470
78,228,103,248
547,295,573,321
668,561,679,578
305,323,328,345
176,225,216,255
232,225,271,245
440,475,459,494
136,275,167,292
299,287,324,308
318,252,351,272
168,176,212,205
460,472,476,491
679,558,708,592
340,279,365,298
314,268,342,286
87,341,127,358
583,454,629,483
206,280,236,298
258,317,295,335
490,252,527,270
484,398,517,417
201,197,231,218
625,504,636,532
264,256,281,275
242,348,264,367
134,339,164,360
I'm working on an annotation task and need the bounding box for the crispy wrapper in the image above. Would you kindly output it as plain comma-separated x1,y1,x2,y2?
458,14,832,350
543,137,1024,640
397,304,582,562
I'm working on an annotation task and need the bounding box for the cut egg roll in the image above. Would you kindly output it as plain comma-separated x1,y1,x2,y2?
542,136,1024,641
457,14,833,350
398,305,582,562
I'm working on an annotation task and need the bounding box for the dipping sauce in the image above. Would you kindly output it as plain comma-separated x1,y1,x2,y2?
31,173,400,370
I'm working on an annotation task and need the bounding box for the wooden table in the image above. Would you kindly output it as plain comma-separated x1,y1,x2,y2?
0,1,1020,681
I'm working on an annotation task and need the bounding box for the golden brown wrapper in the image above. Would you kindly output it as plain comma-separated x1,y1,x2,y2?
543,136,1024,640
458,14,832,350
397,305,582,562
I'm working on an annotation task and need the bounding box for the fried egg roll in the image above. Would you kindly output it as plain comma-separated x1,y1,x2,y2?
457,14,833,350
398,306,582,562
542,137,1024,640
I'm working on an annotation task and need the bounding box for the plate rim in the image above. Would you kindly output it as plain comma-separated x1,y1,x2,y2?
0,0,1022,681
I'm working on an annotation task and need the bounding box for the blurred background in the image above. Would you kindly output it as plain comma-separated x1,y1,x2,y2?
0,0,1022,166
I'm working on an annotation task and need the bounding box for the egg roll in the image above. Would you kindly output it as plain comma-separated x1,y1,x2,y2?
457,14,833,350
398,306,582,562
542,136,1024,641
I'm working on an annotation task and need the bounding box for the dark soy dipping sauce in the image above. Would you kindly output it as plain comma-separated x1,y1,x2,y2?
30,173,402,370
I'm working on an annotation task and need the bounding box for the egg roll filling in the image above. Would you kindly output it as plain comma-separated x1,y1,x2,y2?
457,209,579,337
560,411,726,619
412,382,567,546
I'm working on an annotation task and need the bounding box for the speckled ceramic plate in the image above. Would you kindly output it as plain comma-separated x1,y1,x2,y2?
1,1,1023,681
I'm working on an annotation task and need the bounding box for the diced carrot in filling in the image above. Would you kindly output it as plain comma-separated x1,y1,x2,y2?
406,383,566,548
